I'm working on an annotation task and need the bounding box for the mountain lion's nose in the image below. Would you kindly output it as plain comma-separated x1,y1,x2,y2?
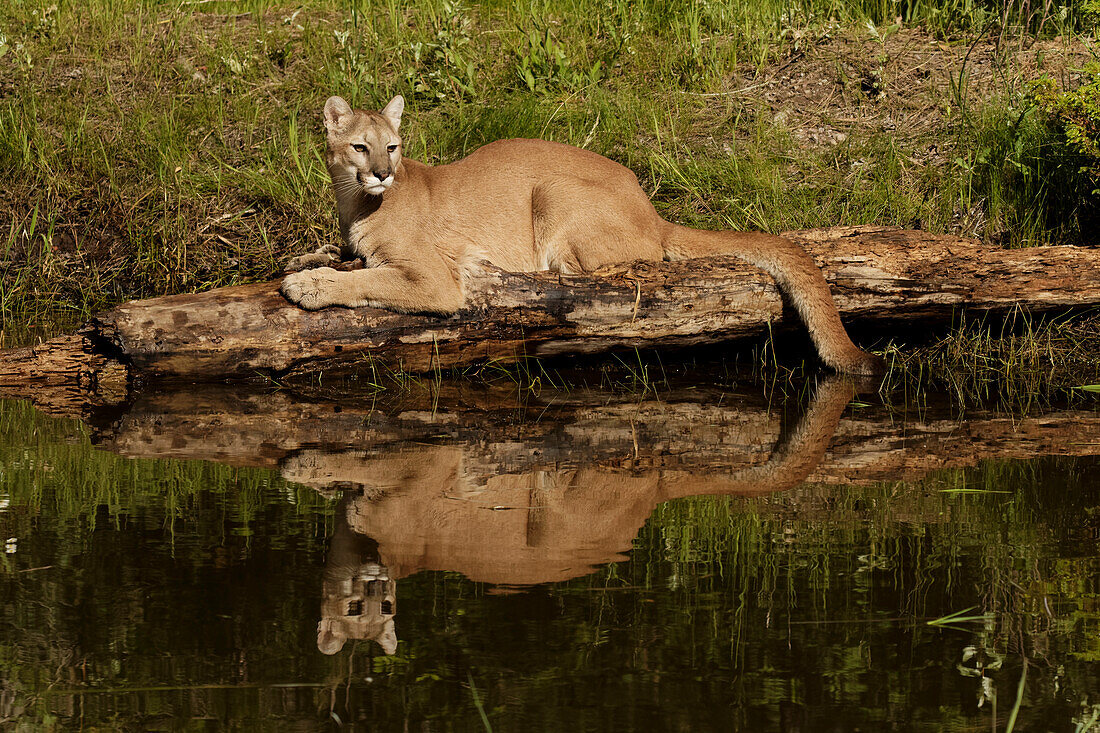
375,170,391,181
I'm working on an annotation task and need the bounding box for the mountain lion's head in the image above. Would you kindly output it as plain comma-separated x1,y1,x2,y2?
323,95,404,197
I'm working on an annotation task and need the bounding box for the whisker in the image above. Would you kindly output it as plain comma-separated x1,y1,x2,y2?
332,180,365,198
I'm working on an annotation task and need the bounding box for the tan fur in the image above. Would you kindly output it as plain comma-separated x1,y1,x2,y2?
281,95,884,374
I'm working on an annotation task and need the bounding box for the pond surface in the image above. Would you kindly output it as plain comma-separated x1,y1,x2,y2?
2,378,1100,731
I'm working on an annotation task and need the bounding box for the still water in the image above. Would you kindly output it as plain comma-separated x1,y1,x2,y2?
1,377,1100,731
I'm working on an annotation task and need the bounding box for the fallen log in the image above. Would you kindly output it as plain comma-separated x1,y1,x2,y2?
4,225,1100,393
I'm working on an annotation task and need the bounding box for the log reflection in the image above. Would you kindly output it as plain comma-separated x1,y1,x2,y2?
80,377,1100,656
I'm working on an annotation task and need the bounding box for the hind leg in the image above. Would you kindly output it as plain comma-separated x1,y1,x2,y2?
531,180,665,273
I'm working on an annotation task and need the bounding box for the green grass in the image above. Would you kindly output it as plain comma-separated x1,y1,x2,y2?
0,0,1095,356
878,309,1100,404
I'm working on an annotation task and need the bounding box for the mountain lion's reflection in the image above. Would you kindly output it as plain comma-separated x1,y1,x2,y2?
317,506,398,655
306,377,856,654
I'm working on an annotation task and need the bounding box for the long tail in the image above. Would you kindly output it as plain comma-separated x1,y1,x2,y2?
659,376,856,500
662,223,883,375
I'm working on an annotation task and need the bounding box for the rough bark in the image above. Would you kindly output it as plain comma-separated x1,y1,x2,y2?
0,333,128,416
3,226,1100,393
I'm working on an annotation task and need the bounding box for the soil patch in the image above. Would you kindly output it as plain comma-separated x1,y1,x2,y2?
719,27,1093,151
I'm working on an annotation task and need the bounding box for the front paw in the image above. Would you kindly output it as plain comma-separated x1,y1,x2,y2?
281,268,342,310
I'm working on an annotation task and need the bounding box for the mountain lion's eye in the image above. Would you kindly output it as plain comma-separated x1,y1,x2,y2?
352,144,368,153
387,144,398,153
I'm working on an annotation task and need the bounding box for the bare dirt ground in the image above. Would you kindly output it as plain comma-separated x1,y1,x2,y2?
716,27,1095,151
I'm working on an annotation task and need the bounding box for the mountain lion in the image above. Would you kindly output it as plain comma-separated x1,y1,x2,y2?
281,95,884,374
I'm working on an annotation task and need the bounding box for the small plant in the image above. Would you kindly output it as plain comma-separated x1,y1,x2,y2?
955,72,1100,246
965,66,1100,245
1030,67,1100,182
404,0,478,102
333,24,376,87
0,30,33,69
515,26,601,95
927,606,995,629
878,309,1100,404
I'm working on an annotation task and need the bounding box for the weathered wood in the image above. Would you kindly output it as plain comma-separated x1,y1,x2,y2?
4,226,1100,390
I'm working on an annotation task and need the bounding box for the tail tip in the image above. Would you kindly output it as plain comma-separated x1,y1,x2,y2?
831,350,887,377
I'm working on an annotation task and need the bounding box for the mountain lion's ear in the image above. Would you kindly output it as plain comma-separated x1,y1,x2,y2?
377,619,398,655
323,96,353,132
381,95,404,131
316,620,347,655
